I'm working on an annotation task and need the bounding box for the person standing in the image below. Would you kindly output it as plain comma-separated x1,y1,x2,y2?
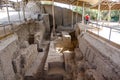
85,14,90,24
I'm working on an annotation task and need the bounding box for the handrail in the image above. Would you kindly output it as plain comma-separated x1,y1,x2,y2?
89,21,120,31
88,21,120,42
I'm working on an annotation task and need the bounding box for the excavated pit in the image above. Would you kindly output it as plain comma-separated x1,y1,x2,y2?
28,34,35,45
0,2,120,80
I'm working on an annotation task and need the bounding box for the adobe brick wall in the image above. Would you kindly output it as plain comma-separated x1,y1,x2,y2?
43,5,82,27
0,20,46,80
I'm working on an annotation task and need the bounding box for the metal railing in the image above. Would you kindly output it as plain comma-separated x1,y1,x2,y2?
88,21,120,44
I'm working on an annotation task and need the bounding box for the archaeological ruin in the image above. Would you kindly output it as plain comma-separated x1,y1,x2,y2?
0,0,120,80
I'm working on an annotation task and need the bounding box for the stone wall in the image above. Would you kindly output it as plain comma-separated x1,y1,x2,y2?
0,34,18,80
75,24,120,80
15,20,45,46
0,20,46,80
43,5,82,27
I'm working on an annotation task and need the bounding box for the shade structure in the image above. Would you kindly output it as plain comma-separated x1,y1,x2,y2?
0,0,100,7
91,0,120,10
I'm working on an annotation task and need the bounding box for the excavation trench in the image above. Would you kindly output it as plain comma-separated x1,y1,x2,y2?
1,2,120,80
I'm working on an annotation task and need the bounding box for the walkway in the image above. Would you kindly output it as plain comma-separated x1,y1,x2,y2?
86,21,120,45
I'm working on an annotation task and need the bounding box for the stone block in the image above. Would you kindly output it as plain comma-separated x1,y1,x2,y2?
0,62,4,80
25,52,44,79
34,32,43,48
74,48,83,62
43,14,50,32
63,52,73,73
20,44,38,71
20,41,29,48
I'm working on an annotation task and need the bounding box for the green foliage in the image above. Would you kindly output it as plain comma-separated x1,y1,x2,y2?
73,6,119,22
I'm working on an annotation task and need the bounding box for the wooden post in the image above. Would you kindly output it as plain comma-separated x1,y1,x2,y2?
71,4,74,28
82,2,85,24
108,5,111,22
40,0,42,13
6,4,10,24
69,3,72,28
82,2,86,32
119,9,120,24
108,5,112,40
52,0,55,35
97,4,101,21
76,1,79,23
97,4,101,35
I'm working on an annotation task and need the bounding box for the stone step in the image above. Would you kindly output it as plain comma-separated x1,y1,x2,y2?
48,67,66,75
63,51,73,73
48,62,65,70
45,68,65,80
44,41,64,71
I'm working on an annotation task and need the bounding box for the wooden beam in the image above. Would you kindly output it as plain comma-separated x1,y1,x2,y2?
82,2,85,24
97,4,101,21
76,0,79,23
40,0,43,13
70,2,74,28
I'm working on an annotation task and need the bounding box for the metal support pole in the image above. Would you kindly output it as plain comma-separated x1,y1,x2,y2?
82,3,85,24
52,0,55,35
3,25,6,35
119,9,120,25
109,28,112,40
6,4,10,24
22,1,26,20
17,0,21,22
76,1,79,23
108,5,112,40
97,4,100,35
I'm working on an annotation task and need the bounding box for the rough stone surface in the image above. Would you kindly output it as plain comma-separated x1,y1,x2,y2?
20,44,38,71
20,41,29,48
15,21,45,45
25,52,44,77
0,25,14,38
74,48,83,62
0,34,18,80
0,20,46,80
63,52,73,73
43,14,50,32
25,1,41,17
75,24,120,80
